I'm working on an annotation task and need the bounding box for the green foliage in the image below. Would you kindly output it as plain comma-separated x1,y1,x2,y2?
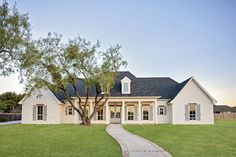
20,32,127,124
0,0,31,76
0,92,25,113
0,116,10,122
21,32,127,96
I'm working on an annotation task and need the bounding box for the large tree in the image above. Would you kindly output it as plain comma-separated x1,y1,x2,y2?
21,33,127,125
0,92,25,113
0,0,31,76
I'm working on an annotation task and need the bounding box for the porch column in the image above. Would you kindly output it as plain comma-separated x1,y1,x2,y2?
74,99,79,124
121,101,125,124
89,100,93,123
138,101,141,124
105,101,109,124
154,100,158,124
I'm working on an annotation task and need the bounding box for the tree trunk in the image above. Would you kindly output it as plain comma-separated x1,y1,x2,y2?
81,116,91,126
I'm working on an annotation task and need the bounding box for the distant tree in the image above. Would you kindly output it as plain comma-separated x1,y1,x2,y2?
21,33,127,125
0,92,25,113
0,0,31,76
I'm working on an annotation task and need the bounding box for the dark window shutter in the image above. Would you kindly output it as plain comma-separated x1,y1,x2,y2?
150,105,153,120
197,104,201,121
43,105,47,121
185,104,189,121
33,105,36,121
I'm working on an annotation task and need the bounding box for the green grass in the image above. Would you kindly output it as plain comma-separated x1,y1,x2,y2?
0,124,120,157
124,121,236,157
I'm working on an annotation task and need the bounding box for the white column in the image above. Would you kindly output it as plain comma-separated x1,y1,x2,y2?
138,101,141,124
105,101,109,124
121,101,125,124
89,100,93,123
154,100,158,124
74,99,79,124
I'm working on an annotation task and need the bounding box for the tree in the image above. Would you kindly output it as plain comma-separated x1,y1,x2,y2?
0,0,31,76
21,33,127,125
0,92,25,113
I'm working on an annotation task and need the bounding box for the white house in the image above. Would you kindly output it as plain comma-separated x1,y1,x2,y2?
19,71,216,124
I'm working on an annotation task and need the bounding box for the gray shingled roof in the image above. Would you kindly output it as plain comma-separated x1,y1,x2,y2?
51,71,191,101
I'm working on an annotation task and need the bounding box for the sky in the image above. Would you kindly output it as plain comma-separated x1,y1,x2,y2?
1,0,236,106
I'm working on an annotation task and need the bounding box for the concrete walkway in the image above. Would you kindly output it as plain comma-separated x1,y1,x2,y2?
0,120,21,125
106,124,172,157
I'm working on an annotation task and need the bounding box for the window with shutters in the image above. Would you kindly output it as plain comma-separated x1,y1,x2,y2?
97,108,103,120
37,105,43,120
189,104,196,120
142,106,150,120
127,106,134,120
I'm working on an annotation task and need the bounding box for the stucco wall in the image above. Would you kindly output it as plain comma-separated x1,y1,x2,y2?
171,79,214,124
22,88,62,124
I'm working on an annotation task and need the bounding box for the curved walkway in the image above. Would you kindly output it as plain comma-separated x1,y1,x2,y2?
106,124,172,157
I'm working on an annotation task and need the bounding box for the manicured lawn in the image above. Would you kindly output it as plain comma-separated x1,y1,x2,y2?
124,121,236,157
0,124,120,157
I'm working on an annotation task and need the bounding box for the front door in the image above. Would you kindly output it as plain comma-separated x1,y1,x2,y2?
110,106,121,123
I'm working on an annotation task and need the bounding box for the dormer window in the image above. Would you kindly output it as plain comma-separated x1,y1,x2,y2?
121,76,131,94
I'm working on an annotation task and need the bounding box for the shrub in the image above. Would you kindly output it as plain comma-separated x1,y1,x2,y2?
0,117,10,122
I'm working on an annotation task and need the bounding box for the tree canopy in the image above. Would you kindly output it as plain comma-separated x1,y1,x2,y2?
21,33,127,125
0,92,25,113
0,0,31,76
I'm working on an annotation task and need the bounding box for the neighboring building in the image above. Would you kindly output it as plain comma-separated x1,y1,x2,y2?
214,105,236,113
19,71,216,124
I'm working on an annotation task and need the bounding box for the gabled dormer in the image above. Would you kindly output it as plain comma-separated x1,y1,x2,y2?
121,76,131,94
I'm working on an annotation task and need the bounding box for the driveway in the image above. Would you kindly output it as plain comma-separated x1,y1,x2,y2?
0,120,21,125
106,124,172,157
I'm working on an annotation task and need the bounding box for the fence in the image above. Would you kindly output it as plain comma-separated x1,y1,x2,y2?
214,113,236,120
0,113,21,122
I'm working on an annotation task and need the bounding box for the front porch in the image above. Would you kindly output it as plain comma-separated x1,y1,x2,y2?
62,98,170,124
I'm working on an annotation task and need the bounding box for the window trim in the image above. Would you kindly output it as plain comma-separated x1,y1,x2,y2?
122,82,130,94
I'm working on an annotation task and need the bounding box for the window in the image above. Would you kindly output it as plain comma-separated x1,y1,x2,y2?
123,82,129,93
159,106,166,115
97,108,104,120
127,106,134,120
189,104,196,120
65,106,74,115
37,105,43,120
142,106,150,120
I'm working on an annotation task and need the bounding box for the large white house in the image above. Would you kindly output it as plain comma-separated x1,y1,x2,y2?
20,71,216,124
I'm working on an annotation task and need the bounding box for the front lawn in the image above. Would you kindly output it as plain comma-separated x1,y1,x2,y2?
0,125,120,157
124,121,236,157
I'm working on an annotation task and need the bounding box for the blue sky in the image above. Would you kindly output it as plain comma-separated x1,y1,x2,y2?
1,0,236,106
